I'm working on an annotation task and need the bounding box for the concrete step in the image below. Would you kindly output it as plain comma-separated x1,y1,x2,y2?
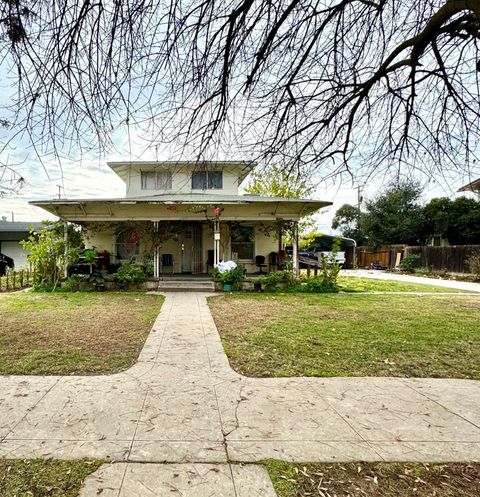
156,280,215,292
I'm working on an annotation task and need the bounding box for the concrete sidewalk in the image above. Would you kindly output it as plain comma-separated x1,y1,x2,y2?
1,292,479,495
341,269,480,292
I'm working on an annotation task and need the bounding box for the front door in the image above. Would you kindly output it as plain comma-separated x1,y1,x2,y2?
181,227,193,272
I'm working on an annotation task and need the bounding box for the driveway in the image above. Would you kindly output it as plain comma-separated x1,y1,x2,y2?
1,292,479,495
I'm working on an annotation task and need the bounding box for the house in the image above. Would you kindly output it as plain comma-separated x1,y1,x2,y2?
0,218,44,268
31,161,331,275
458,178,480,196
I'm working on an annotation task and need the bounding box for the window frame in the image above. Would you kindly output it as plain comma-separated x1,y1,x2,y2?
191,170,223,190
230,224,255,262
140,170,172,191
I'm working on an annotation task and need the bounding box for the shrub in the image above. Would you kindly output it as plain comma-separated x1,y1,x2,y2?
112,261,146,286
467,251,480,277
21,226,80,291
399,254,422,272
212,265,245,288
258,270,295,291
61,274,89,292
296,276,339,293
319,237,342,286
83,249,98,264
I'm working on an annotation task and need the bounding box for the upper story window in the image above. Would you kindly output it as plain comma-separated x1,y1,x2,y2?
141,170,172,190
191,170,223,190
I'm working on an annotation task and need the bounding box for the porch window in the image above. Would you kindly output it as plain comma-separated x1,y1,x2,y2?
116,231,140,260
192,170,223,190
141,170,172,190
231,225,254,260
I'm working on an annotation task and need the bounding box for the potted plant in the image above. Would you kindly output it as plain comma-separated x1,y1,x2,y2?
212,264,245,291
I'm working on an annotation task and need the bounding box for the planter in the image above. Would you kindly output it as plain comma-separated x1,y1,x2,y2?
223,283,233,292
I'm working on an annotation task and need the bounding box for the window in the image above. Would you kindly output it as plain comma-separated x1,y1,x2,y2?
141,170,172,190
191,170,223,190
231,225,255,260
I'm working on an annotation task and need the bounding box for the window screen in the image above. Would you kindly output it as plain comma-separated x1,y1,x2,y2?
192,171,207,189
141,170,172,190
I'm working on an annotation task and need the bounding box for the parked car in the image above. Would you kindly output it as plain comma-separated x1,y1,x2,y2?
305,247,346,268
0,252,15,276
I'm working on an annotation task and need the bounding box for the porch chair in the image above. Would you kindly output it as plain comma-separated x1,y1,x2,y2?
268,251,280,272
160,253,174,274
254,255,267,275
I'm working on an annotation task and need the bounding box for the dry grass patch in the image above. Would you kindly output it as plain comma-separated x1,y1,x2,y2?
266,460,480,497
208,293,480,378
0,292,163,374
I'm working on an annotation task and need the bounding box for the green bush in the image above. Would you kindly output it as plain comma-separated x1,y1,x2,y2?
61,274,89,292
258,270,295,291
83,249,98,264
296,276,338,293
112,261,146,286
399,254,422,272
211,265,245,288
467,251,480,277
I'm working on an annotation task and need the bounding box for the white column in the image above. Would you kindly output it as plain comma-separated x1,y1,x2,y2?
292,221,299,277
153,221,159,278
213,220,220,266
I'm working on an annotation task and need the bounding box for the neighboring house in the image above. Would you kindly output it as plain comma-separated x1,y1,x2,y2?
0,218,43,268
458,178,480,196
32,161,331,275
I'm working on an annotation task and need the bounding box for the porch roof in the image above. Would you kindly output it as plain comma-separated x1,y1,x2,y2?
31,193,332,222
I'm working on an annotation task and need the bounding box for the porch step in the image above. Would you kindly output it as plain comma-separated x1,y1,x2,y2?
156,280,215,292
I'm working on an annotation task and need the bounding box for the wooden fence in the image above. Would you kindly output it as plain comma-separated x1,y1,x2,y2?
404,245,480,273
0,268,34,292
356,245,405,269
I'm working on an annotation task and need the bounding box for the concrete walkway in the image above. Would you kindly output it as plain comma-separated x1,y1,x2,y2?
341,269,480,292
1,293,480,495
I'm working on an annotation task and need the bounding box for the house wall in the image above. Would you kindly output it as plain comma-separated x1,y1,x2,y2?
123,164,242,197
83,221,280,274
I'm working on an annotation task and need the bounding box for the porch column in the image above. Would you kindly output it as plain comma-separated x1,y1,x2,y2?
292,221,299,277
153,221,160,278
213,220,220,266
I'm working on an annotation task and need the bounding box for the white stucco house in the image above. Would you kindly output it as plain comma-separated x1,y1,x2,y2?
32,161,331,275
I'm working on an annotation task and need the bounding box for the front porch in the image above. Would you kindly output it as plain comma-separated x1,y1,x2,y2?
83,219,297,277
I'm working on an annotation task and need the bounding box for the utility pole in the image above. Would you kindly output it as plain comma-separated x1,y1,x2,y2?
356,185,364,211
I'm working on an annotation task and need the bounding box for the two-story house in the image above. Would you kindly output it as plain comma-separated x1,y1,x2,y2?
32,161,331,275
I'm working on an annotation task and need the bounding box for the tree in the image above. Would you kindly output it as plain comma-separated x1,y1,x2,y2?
423,196,480,244
332,204,365,243
245,164,314,198
1,1,480,193
359,182,427,247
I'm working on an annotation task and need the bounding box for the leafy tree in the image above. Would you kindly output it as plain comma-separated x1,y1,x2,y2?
423,196,480,244
1,1,480,192
245,164,314,199
20,222,82,290
359,182,427,247
332,204,365,244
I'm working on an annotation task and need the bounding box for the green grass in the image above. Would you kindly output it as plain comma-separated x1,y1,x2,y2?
209,293,480,378
337,276,465,293
0,459,102,497
0,292,163,375
265,460,480,497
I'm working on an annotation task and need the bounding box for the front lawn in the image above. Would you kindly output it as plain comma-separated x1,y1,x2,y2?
209,293,480,378
266,460,480,497
337,276,464,293
0,292,163,375
0,459,102,497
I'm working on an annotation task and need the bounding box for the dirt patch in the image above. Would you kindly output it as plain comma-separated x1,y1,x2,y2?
267,461,480,497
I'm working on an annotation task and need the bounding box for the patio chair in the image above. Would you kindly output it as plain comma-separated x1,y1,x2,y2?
161,253,174,274
254,255,267,274
268,251,280,272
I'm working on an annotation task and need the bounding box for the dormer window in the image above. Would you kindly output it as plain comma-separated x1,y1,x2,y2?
141,170,172,190
192,170,223,190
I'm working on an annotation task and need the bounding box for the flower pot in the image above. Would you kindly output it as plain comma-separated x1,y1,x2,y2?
223,283,233,292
